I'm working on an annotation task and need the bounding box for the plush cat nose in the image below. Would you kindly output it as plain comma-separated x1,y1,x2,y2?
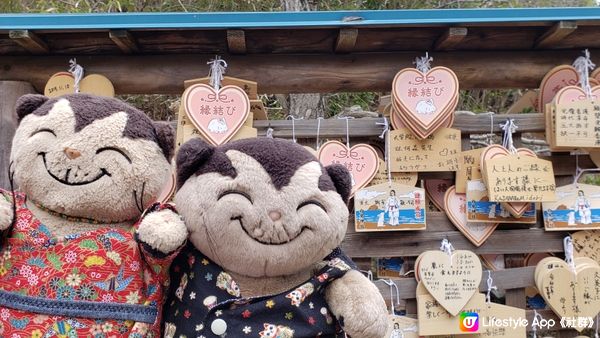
269,211,281,221
64,147,81,160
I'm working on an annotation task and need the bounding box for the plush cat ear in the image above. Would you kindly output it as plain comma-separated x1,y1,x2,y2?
176,138,215,188
325,164,352,203
15,94,49,122
153,121,175,160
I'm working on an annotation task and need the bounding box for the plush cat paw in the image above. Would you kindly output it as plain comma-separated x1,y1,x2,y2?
137,209,187,254
325,270,389,338
0,198,13,231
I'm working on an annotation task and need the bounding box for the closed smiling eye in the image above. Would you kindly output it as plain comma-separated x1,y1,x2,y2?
218,190,253,204
96,147,132,164
30,128,56,137
297,200,327,212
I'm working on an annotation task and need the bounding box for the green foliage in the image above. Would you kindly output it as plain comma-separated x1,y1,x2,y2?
325,92,379,117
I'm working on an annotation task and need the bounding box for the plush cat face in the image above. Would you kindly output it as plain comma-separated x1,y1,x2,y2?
10,94,174,222
175,138,351,278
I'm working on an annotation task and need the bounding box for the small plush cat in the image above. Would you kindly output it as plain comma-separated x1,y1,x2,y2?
259,323,295,338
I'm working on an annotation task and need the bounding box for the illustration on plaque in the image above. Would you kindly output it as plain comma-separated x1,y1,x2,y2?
354,183,426,231
543,184,600,230
466,180,536,223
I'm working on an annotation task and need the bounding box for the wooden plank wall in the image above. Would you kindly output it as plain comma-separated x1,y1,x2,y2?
255,113,594,337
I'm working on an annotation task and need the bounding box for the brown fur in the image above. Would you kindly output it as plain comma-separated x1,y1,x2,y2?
176,138,351,201
15,94,174,160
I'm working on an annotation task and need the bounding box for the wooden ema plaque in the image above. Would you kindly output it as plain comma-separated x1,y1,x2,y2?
390,128,461,172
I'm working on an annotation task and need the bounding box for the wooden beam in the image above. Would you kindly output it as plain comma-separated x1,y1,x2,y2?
534,21,577,49
9,30,49,54
434,27,467,51
1,50,598,94
109,30,139,54
342,228,565,258
334,28,358,53
226,30,247,54
376,266,536,300
0,81,36,189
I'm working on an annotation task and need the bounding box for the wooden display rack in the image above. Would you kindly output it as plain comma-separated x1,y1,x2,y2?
3,9,600,337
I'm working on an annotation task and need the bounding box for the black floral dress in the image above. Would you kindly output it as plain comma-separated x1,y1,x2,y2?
162,244,356,338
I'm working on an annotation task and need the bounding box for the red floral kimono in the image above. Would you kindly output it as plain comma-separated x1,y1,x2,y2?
0,190,178,338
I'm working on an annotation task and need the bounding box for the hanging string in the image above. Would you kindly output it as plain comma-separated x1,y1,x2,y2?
440,238,454,266
564,235,576,272
207,56,228,91
414,52,433,73
68,58,84,93
594,314,599,338
266,127,274,139
381,279,400,315
572,49,596,99
376,118,392,187
500,119,518,154
287,116,302,143
485,270,497,304
486,112,495,146
316,117,324,150
337,116,354,148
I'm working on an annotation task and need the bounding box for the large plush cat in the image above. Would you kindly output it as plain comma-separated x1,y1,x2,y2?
0,94,187,337
163,138,387,338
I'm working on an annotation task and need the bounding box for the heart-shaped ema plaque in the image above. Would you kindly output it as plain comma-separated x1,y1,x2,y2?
183,84,250,145
425,179,453,212
444,185,498,247
480,145,537,217
417,250,482,316
537,259,600,332
554,85,600,104
318,141,379,197
538,65,581,114
392,66,458,139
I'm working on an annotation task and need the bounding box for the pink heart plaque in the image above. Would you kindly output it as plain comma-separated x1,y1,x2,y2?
555,85,600,104
318,141,379,197
392,66,458,133
183,84,250,145
444,185,498,247
425,179,453,211
538,65,580,114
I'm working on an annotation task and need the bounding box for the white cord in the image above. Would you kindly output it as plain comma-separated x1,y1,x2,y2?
207,56,228,91
68,58,84,93
376,118,392,187
316,117,324,150
440,238,455,266
572,49,596,99
381,279,400,315
286,116,303,143
485,270,497,304
414,52,433,73
564,236,576,272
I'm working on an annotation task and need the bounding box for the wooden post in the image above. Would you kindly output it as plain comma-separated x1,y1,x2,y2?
0,81,36,189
